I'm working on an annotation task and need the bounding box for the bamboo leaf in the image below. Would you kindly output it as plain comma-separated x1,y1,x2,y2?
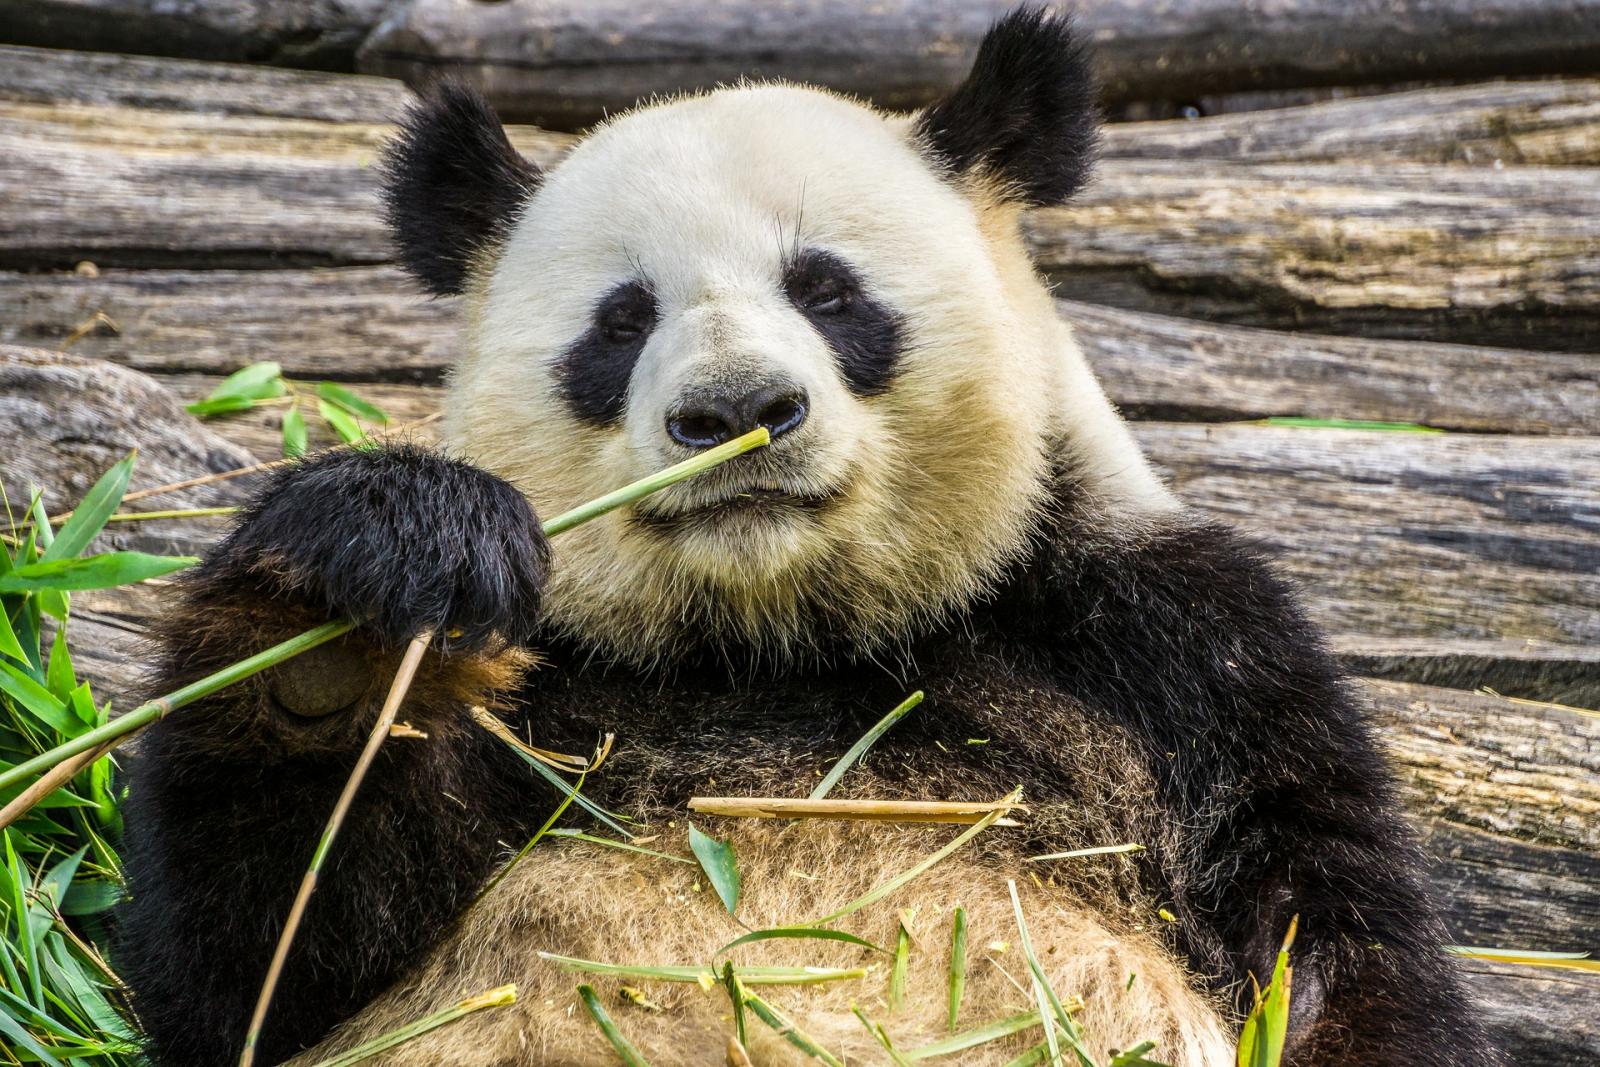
45,627,74,703
185,395,262,417
316,382,390,424
907,1011,1041,1060
538,953,864,987
688,822,741,917
317,399,367,444
716,928,881,958
0,659,76,735
577,984,652,1066
544,829,693,864
307,985,516,1067
197,362,285,405
0,601,28,663
41,453,134,563
744,991,844,1066
948,907,968,1032
852,1003,913,1067
281,405,308,458
1237,919,1295,1067
810,691,923,800
0,552,197,594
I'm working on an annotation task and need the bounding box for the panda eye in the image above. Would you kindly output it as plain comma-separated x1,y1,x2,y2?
803,285,850,315
785,249,859,317
594,283,656,345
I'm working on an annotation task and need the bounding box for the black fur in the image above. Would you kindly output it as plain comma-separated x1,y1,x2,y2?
783,248,906,396
203,444,549,648
380,82,540,296
122,446,1501,1065
556,280,658,425
915,6,1099,205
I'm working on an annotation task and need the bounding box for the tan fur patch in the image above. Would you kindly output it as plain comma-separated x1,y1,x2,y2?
292,823,1232,1066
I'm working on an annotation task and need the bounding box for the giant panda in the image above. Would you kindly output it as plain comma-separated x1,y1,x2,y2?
117,8,1500,1066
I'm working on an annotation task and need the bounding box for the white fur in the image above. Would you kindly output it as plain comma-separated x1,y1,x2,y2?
445,84,1176,668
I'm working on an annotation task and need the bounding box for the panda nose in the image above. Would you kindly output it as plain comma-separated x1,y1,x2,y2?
666,382,809,449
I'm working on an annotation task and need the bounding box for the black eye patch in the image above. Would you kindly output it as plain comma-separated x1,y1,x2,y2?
556,280,657,426
782,249,905,396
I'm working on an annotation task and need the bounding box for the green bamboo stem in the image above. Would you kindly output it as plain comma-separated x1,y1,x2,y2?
0,427,770,798
305,984,517,1067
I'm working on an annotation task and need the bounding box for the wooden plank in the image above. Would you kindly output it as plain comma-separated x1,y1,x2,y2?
0,0,395,71
356,0,1600,128
1101,79,1600,166
1062,300,1600,436
0,43,408,122
1030,158,1600,352
1460,960,1600,1067
8,270,1597,435
0,95,570,270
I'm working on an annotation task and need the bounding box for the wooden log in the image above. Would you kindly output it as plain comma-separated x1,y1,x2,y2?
0,0,396,71
355,0,1600,129
0,344,258,559
1460,960,1600,1067
8,268,1597,435
1030,159,1600,351
0,43,408,123
1101,79,1600,166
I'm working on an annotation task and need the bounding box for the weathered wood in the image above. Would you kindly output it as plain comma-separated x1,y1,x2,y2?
1102,79,1600,166
8,268,1597,436
0,91,570,270
0,0,396,71
1062,300,1600,436
355,0,1600,129
1032,159,1600,351
1460,960,1600,1066
0,345,258,559
0,43,408,122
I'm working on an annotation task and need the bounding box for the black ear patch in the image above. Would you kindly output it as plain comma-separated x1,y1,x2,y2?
914,6,1099,206
380,82,541,296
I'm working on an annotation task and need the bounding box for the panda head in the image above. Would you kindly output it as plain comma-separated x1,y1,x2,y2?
382,7,1172,667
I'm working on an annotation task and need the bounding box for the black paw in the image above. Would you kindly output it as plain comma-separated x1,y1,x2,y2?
201,444,548,648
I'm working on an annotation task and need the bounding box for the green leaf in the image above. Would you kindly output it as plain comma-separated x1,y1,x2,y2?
0,552,197,593
281,405,308,458
318,398,367,444
716,928,882,958
1110,1040,1171,1066
1237,919,1295,1067
906,1011,1041,1060
45,627,74,703
0,602,28,663
543,829,693,864
810,690,923,800
200,362,285,405
1260,416,1442,434
688,822,740,917
185,395,262,417
0,660,77,735
577,984,652,1067
316,381,390,424
41,453,134,563
60,880,124,918
948,906,968,1031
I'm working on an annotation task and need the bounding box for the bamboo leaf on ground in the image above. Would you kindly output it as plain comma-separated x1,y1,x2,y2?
810,691,923,801
948,906,968,1032
689,823,741,917
578,984,653,1067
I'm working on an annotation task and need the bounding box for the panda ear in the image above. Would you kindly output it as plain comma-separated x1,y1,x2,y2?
380,82,541,297
914,6,1099,206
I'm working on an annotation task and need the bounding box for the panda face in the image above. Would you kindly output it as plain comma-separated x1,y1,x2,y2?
441,86,1078,664
385,11,1172,665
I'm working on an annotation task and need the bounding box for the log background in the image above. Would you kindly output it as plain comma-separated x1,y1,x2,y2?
1,1,1596,1061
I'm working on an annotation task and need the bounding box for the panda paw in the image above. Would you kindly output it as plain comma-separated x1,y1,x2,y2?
200,444,549,650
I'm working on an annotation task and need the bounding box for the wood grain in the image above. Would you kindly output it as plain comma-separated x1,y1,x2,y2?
1101,79,1600,166
1460,959,1599,1066
1031,159,1600,351
356,0,1600,128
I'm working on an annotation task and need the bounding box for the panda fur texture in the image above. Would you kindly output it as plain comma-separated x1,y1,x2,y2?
117,8,1500,1066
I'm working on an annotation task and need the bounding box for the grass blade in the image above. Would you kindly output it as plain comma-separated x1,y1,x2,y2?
578,984,653,1066
889,909,914,1011
809,691,923,800
801,789,1020,927
948,906,968,1031
1009,879,1096,1067
716,927,881,958
1027,843,1144,863
744,991,844,1067
538,953,865,987
907,1011,1041,1060
544,829,694,864
852,1003,914,1066
308,985,515,1067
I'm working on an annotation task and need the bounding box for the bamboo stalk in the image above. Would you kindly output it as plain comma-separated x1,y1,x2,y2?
0,739,116,832
305,984,517,1067
238,629,433,1067
0,427,770,801
688,797,1023,826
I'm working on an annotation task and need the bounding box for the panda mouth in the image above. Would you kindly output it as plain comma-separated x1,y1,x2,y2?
633,483,842,532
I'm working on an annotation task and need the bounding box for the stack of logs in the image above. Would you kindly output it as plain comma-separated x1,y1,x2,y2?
1,2,1596,1061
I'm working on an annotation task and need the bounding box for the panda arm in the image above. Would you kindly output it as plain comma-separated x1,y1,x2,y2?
117,446,551,1066
1033,518,1502,1066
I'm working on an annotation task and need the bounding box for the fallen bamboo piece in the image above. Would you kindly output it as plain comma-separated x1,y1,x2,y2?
688,797,1024,826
